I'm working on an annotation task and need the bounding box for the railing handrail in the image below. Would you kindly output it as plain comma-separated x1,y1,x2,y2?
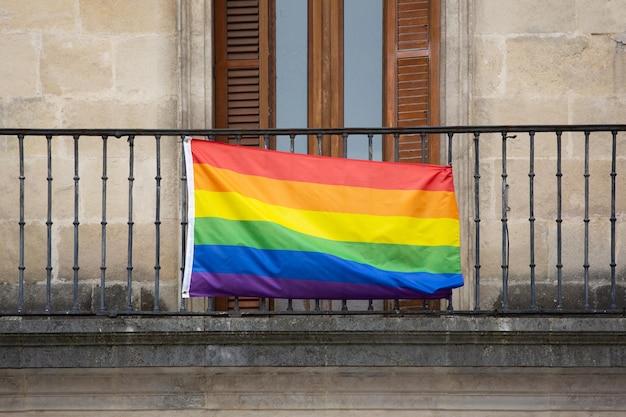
2,124,626,137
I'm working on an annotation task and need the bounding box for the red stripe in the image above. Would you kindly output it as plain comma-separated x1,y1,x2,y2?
190,139,454,192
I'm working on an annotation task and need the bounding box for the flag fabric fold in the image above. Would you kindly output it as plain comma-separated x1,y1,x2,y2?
182,139,463,299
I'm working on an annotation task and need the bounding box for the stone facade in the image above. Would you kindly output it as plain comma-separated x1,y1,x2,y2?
0,1,625,313
466,0,626,309
0,0,182,312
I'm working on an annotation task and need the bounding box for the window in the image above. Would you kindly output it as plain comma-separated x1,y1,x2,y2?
213,0,441,310
214,0,440,160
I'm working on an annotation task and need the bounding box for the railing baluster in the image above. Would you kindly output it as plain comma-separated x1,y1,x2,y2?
17,134,25,314
259,133,271,313
263,134,270,150
154,135,161,312
342,133,348,311
610,131,618,310
583,131,591,310
501,132,509,311
473,132,481,311
393,133,400,312
72,135,80,313
420,132,427,163
314,133,323,312
367,133,374,311
179,136,188,312
556,131,563,310
447,132,454,311
529,131,537,311
45,135,53,314
126,135,135,312
393,132,400,162
287,132,296,312
206,135,216,313
99,136,108,313
316,133,322,156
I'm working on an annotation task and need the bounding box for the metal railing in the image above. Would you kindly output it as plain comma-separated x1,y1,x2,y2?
1,125,625,315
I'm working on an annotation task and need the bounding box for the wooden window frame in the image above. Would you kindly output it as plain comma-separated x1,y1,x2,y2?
307,0,344,156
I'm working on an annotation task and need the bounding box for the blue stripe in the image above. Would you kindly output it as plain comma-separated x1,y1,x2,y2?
192,244,463,295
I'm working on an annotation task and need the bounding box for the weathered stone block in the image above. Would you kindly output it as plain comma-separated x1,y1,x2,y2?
472,98,568,158
546,218,613,282
0,223,48,285
56,222,179,285
60,98,178,128
487,157,558,223
77,152,180,223
0,98,59,129
0,0,76,31
476,219,551,285
567,98,626,159
475,0,576,34
27,281,93,313
0,152,76,222
492,282,626,311
506,35,616,97
93,283,127,312
114,36,177,98
472,36,505,97
0,34,39,97
41,35,112,95
576,0,626,33
0,283,17,313
79,0,176,34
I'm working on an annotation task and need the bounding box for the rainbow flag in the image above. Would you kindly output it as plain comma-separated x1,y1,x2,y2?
182,139,463,299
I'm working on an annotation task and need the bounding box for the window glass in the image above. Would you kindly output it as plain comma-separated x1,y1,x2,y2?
344,0,383,160
275,0,308,153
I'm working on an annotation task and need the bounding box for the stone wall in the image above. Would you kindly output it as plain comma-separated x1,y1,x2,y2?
0,0,182,312
1,0,626,312
467,0,626,309
2,367,626,416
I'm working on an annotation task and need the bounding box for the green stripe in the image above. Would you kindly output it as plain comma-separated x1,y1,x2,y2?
194,217,461,274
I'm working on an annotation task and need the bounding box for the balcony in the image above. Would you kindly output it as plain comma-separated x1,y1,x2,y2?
1,125,626,368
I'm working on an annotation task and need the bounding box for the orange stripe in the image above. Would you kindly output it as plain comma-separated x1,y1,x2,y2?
193,163,459,219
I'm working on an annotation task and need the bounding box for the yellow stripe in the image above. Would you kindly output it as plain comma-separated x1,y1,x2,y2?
194,190,460,247
194,163,459,219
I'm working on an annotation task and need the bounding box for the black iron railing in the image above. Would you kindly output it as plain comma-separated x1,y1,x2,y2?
1,126,626,315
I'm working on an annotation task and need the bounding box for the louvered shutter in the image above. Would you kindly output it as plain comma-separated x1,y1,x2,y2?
213,0,273,311
384,0,440,163
214,0,273,145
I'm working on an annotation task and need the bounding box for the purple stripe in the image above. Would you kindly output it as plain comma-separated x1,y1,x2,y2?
189,272,452,300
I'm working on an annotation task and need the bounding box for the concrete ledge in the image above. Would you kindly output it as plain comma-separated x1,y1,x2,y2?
2,315,626,367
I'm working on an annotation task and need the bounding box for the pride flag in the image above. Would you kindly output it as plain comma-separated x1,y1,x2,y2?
182,139,463,299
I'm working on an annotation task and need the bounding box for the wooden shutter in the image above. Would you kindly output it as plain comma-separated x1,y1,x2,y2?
213,0,274,311
383,0,440,163
383,0,441,311
214,0,274,145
